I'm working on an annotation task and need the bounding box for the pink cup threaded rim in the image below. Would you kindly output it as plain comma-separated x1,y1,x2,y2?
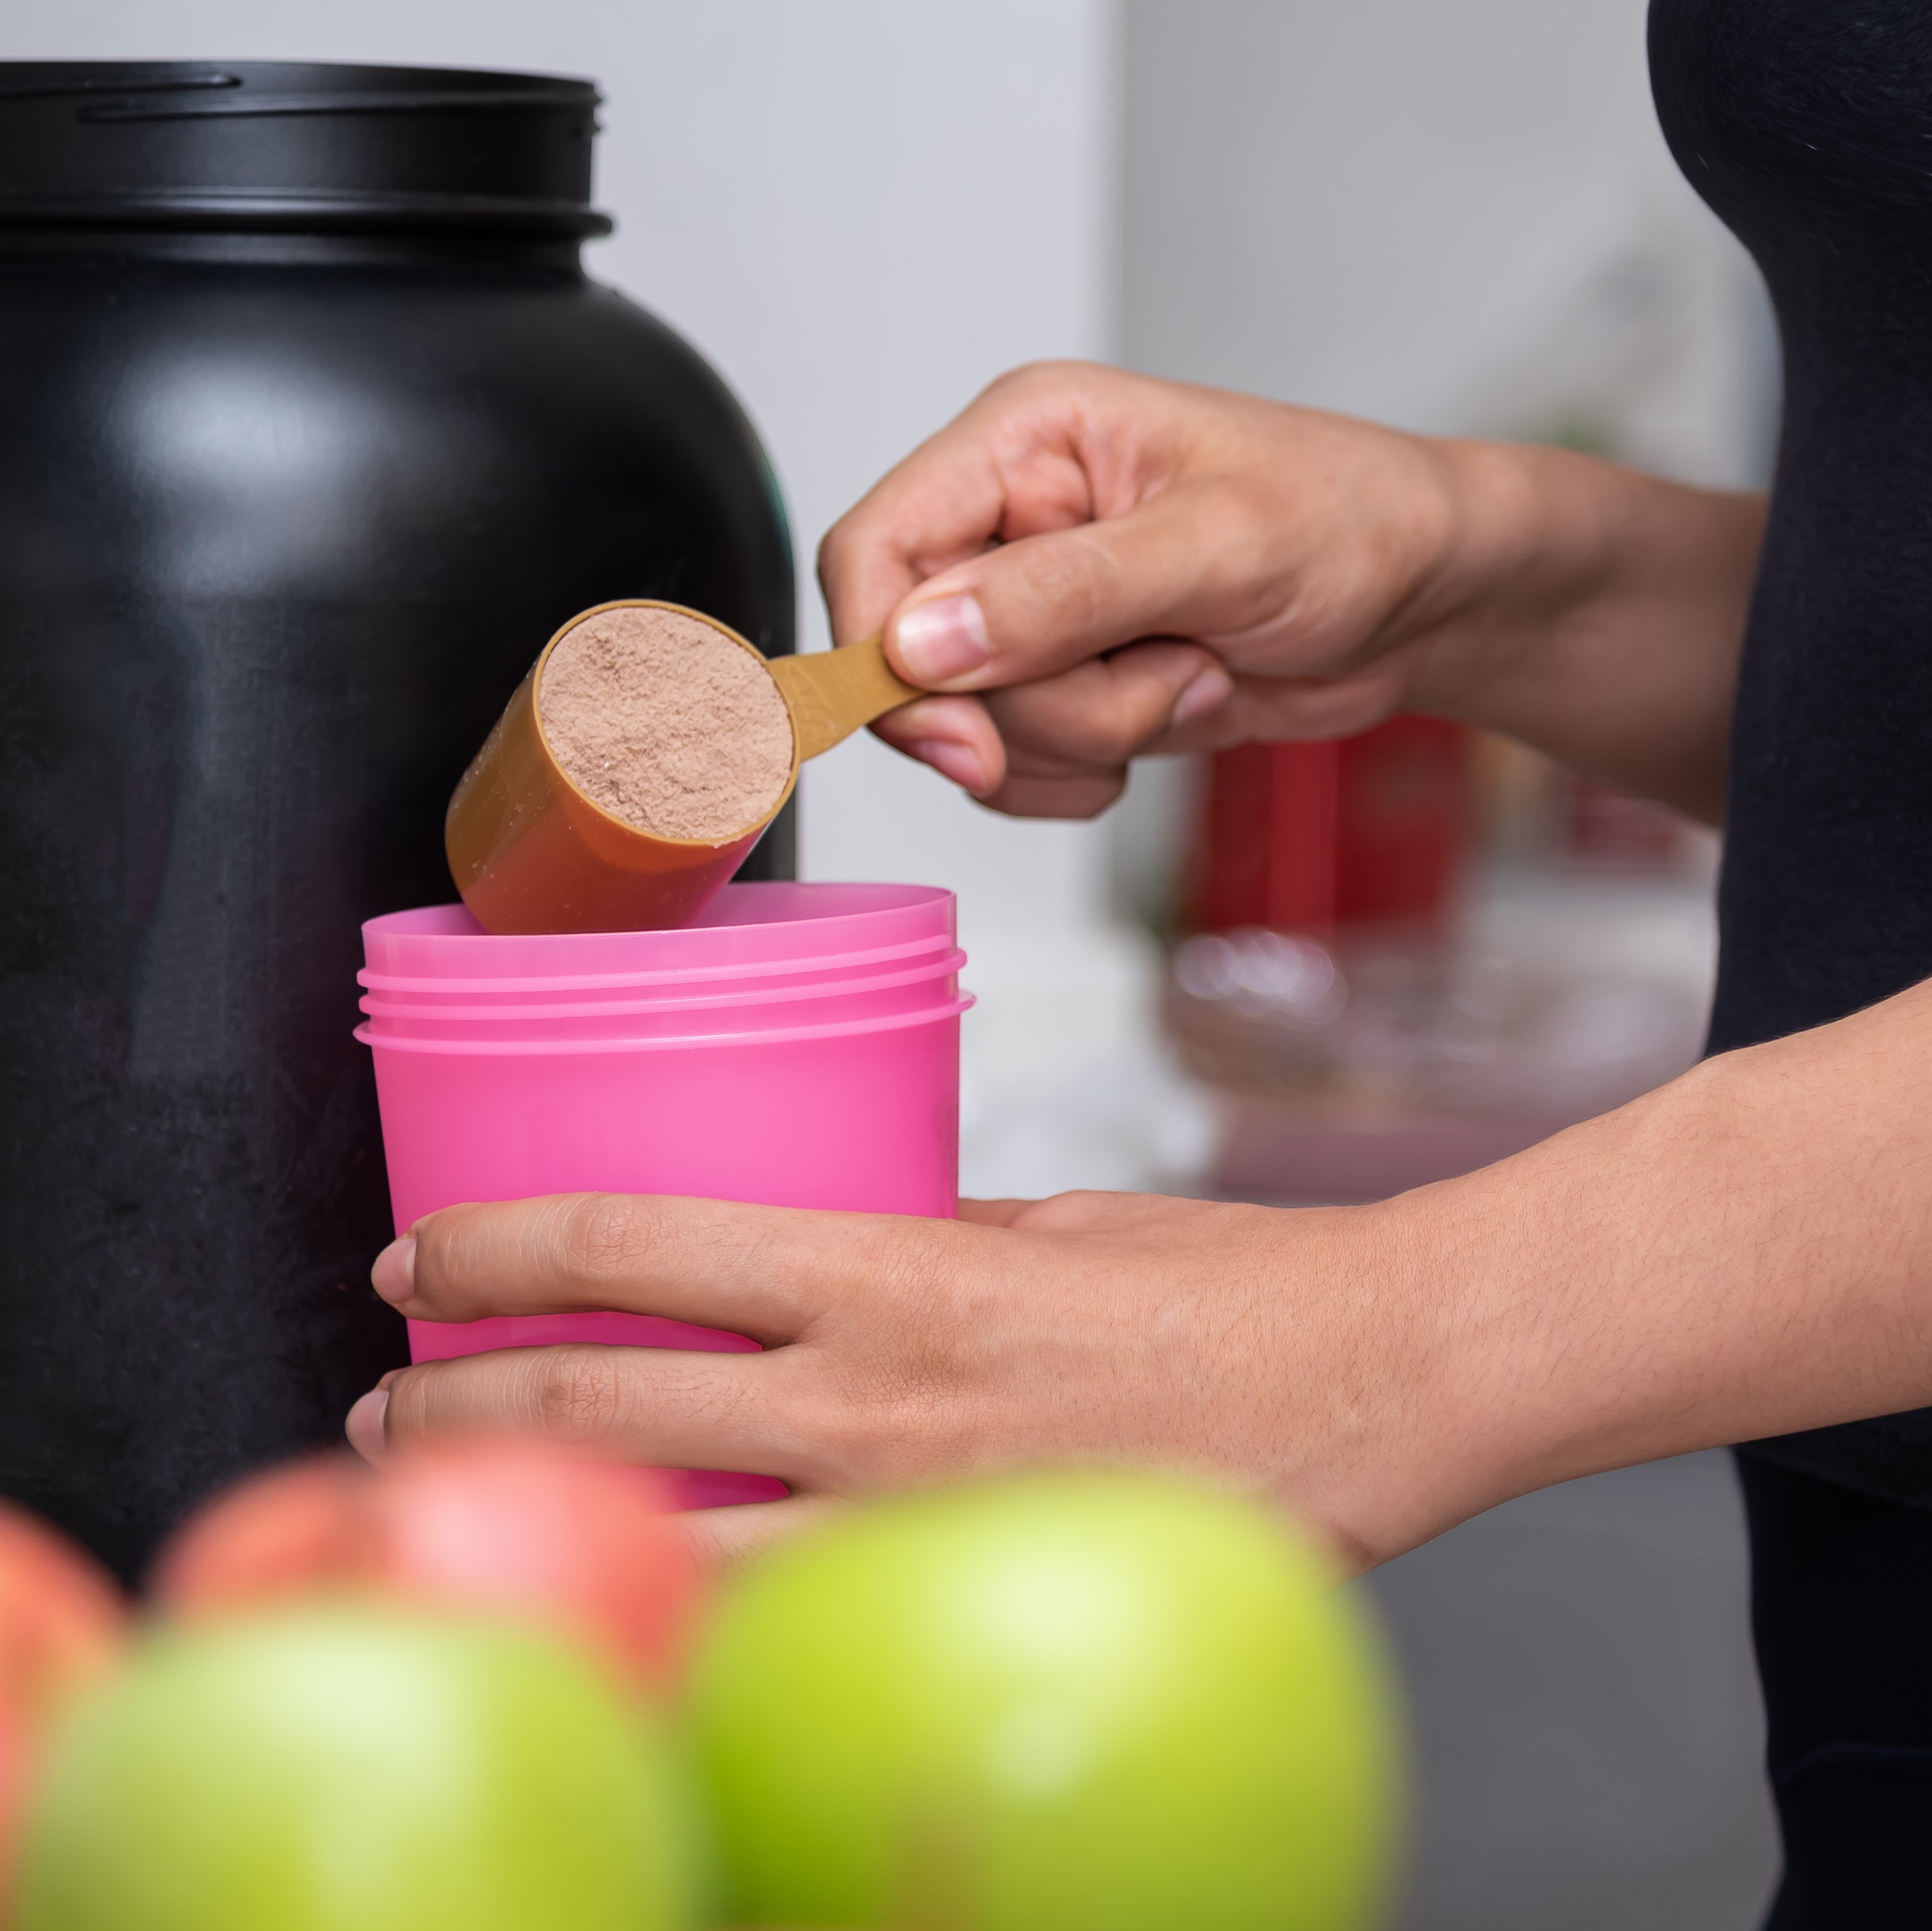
356,929,957,997
355,996,970,1056
357,881,971,1058
360,951,967,1024
361,883,956,982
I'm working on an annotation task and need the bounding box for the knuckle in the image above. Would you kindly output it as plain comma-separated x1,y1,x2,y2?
1083,681,1166,761
807,1234,981,1482
1202,479,1293,599
556,1193,653,1288
806,1380,936,1486
997,355,1107,395
815,518,855,582
977,357,1110,418
1012,527,1119,637
521,1345,632,1442
979,358,1054,401
1011,1188,1114,1232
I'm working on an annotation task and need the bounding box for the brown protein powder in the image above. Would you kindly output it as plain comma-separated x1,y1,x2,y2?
538,605,795,842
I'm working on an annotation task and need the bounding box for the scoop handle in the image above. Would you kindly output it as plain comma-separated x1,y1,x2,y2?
768,634,922,762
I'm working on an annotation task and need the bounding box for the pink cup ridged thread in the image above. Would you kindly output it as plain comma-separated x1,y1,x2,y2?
356,883,970,1508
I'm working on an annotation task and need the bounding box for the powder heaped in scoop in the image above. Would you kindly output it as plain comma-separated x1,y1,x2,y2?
538,607,795,842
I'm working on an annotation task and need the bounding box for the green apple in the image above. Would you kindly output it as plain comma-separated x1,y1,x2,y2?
15,1606,700,1931
689,1471,1401,1931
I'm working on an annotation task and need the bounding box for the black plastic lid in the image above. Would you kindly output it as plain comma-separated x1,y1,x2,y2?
0,60,613,237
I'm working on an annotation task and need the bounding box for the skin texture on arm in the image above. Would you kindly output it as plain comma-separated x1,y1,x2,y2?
349,972,1932,1572
826,361,1765,826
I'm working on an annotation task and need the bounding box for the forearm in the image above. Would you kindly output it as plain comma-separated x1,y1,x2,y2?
1409,441,1765,825
1374,976,1932,1544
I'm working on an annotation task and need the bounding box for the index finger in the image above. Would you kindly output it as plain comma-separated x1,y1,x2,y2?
379,1193,917,1343
816,359,1135,646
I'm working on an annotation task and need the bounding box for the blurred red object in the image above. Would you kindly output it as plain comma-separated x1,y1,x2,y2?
0,1504,127,1721
1191,717,1471,934
0,1503,128,1890
153,1438,703,1699
1557,773,1685,869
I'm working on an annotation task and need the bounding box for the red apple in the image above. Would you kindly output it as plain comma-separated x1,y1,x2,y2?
0,1504,128,1894
153,1438,701,1697
0,1506,126,1716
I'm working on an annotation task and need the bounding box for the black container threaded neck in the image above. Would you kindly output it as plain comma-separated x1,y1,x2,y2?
0,60,614,238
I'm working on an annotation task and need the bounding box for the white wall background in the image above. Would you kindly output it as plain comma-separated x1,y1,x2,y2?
1124,0,1770,483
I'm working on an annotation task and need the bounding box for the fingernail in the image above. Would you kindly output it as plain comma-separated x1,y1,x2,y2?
906,738,989,794
345,1388,389,1464
1171,664,1233,726
894,595,990,685
371,1235,417,1307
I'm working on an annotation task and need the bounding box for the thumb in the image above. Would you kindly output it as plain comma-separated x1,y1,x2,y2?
883,479,1274,694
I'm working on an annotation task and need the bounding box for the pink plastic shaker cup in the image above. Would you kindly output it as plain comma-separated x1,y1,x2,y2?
356,881,969,1506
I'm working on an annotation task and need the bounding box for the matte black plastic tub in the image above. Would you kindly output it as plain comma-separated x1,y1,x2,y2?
0,61,795,1578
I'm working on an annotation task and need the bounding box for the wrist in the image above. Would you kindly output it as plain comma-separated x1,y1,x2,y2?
1359,1050,1787,1536
1269,1190,1528,1564
1397,437,1620,723
1337,1063,1714,1548
1350,1183,1540,1545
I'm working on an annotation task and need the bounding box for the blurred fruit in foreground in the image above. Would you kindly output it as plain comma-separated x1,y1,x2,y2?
14,1607,698,1931
0,1507,127,1715
153,1438,701,1696
0,1506,128,1894
690,1471,1401,1931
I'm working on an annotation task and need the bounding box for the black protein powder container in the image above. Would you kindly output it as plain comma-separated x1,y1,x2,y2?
0,62,796,1578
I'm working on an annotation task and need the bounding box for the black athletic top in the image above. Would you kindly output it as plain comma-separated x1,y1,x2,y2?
1650,0,1932,1504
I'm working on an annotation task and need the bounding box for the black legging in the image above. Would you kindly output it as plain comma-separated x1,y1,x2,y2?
1740,1454,1932,1928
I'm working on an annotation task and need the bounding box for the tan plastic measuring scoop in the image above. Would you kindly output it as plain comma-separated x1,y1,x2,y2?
445,599,920,934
